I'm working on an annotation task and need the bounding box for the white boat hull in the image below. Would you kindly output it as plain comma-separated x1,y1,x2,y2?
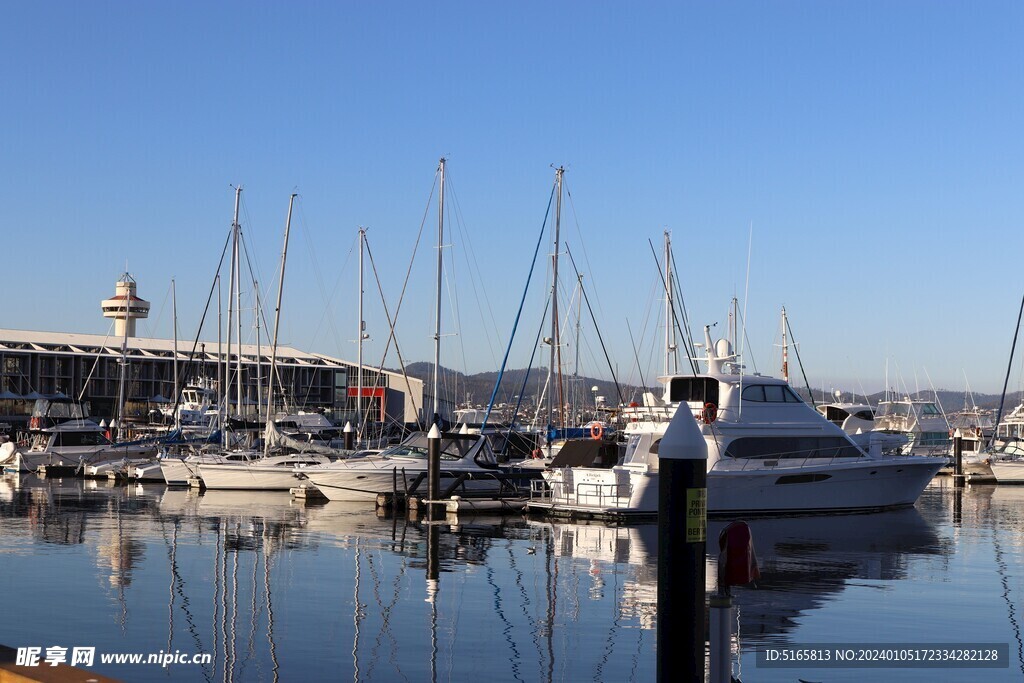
531,466,658,518
197,464,306,491
530,457,945,518
304,462,506,502
160,458,200,486
708,457,945,515
130,461,164,481
989,459,1024,484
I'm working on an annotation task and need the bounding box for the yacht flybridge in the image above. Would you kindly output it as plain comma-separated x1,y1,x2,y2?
530,327,946,518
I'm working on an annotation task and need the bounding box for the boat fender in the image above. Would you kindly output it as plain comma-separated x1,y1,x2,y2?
718,520,760,587
590,423,604,440
702,402,718,424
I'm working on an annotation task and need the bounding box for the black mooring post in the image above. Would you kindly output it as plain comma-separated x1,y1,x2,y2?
343,421,355,450
657,408,708,683
427,423,442,519
953,430,964,483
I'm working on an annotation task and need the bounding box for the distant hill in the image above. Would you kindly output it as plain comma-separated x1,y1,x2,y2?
799,387,1022,414
392,362,1024,417
392,361,657,408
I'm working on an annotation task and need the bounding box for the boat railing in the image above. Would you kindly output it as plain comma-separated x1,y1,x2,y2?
529,478,632,506
715,450,866,472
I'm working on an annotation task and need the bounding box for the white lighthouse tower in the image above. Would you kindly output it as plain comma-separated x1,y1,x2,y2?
101,273,150,337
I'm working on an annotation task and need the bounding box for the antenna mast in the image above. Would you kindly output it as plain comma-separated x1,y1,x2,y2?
432,158,445,425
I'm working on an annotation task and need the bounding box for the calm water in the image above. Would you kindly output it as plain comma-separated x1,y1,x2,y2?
0,474,1020,682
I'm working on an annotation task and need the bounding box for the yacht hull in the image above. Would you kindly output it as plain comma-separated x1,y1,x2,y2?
529,457,945,518
530,466,659,518
160,458,199,486
707,457,945,515
196,464,305,491
989,460,1024,484
304,465,505,502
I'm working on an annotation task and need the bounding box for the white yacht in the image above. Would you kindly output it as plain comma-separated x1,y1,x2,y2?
815,397,876,435
196,452,334,490
529,328,947,518
873,396,951,458
158,448,257,487
161,378,220,427
300,429,510,502
975,438,1024,484
0,420,156,474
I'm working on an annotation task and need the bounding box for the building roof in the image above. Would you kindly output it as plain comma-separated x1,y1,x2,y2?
0,328,411,380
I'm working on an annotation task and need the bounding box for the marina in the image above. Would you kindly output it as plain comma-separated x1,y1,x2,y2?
0,473,1022,682
7,3,1024,681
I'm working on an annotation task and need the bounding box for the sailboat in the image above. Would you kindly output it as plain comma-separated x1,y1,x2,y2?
303,159,515,501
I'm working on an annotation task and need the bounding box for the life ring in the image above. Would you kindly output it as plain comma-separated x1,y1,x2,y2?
976,427,983,438
948,429,954,439
531,448,543,459
590,423,604,440
702,402,718,424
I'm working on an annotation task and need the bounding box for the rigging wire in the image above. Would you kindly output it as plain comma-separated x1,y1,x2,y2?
992,290,1024,447
481,182,555,431
647,238,698,375
364,236,424,430
668,242,699,363
564,244,624,405
784,312,816,409
625,319,647,403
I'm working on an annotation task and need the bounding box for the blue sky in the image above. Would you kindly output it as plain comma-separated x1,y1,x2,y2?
3,2,1023,398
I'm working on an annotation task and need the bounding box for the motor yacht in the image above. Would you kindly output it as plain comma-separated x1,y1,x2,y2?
0,420,157,474
873,396,951,458
196,452,334,491
158,448,258,487
529,327,946,518
300,428,514,502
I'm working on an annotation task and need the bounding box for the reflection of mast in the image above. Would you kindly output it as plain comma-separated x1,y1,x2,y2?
228,522,239,683
426,524,440,683
544,529,555,683
159,516,210,682
264,532,279,682
993,522,1024,677
352,540,362,683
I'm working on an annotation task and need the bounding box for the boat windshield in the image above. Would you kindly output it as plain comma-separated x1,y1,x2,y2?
32,399,86,420
993,438,1024,458
379,434,478,462
725,436,862,460
55,430,112,447
878,402,911,418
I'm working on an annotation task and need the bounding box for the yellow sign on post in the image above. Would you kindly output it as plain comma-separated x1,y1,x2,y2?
685,488,707,542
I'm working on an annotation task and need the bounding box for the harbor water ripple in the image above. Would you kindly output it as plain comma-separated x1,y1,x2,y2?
0,475,1021,682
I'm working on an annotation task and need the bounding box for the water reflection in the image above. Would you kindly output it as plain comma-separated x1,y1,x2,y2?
711,508,950,645
0,473,1001,683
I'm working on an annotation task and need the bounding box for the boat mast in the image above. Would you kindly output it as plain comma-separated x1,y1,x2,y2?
664,230,676,376
548,166,564,446
357,226,365,439
573,273,582,426
432,158,445,426
171,277,179,429
267,193,297,421
233,187,244,421
781,306,789,383
255,284,262,421
217,274,224,447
